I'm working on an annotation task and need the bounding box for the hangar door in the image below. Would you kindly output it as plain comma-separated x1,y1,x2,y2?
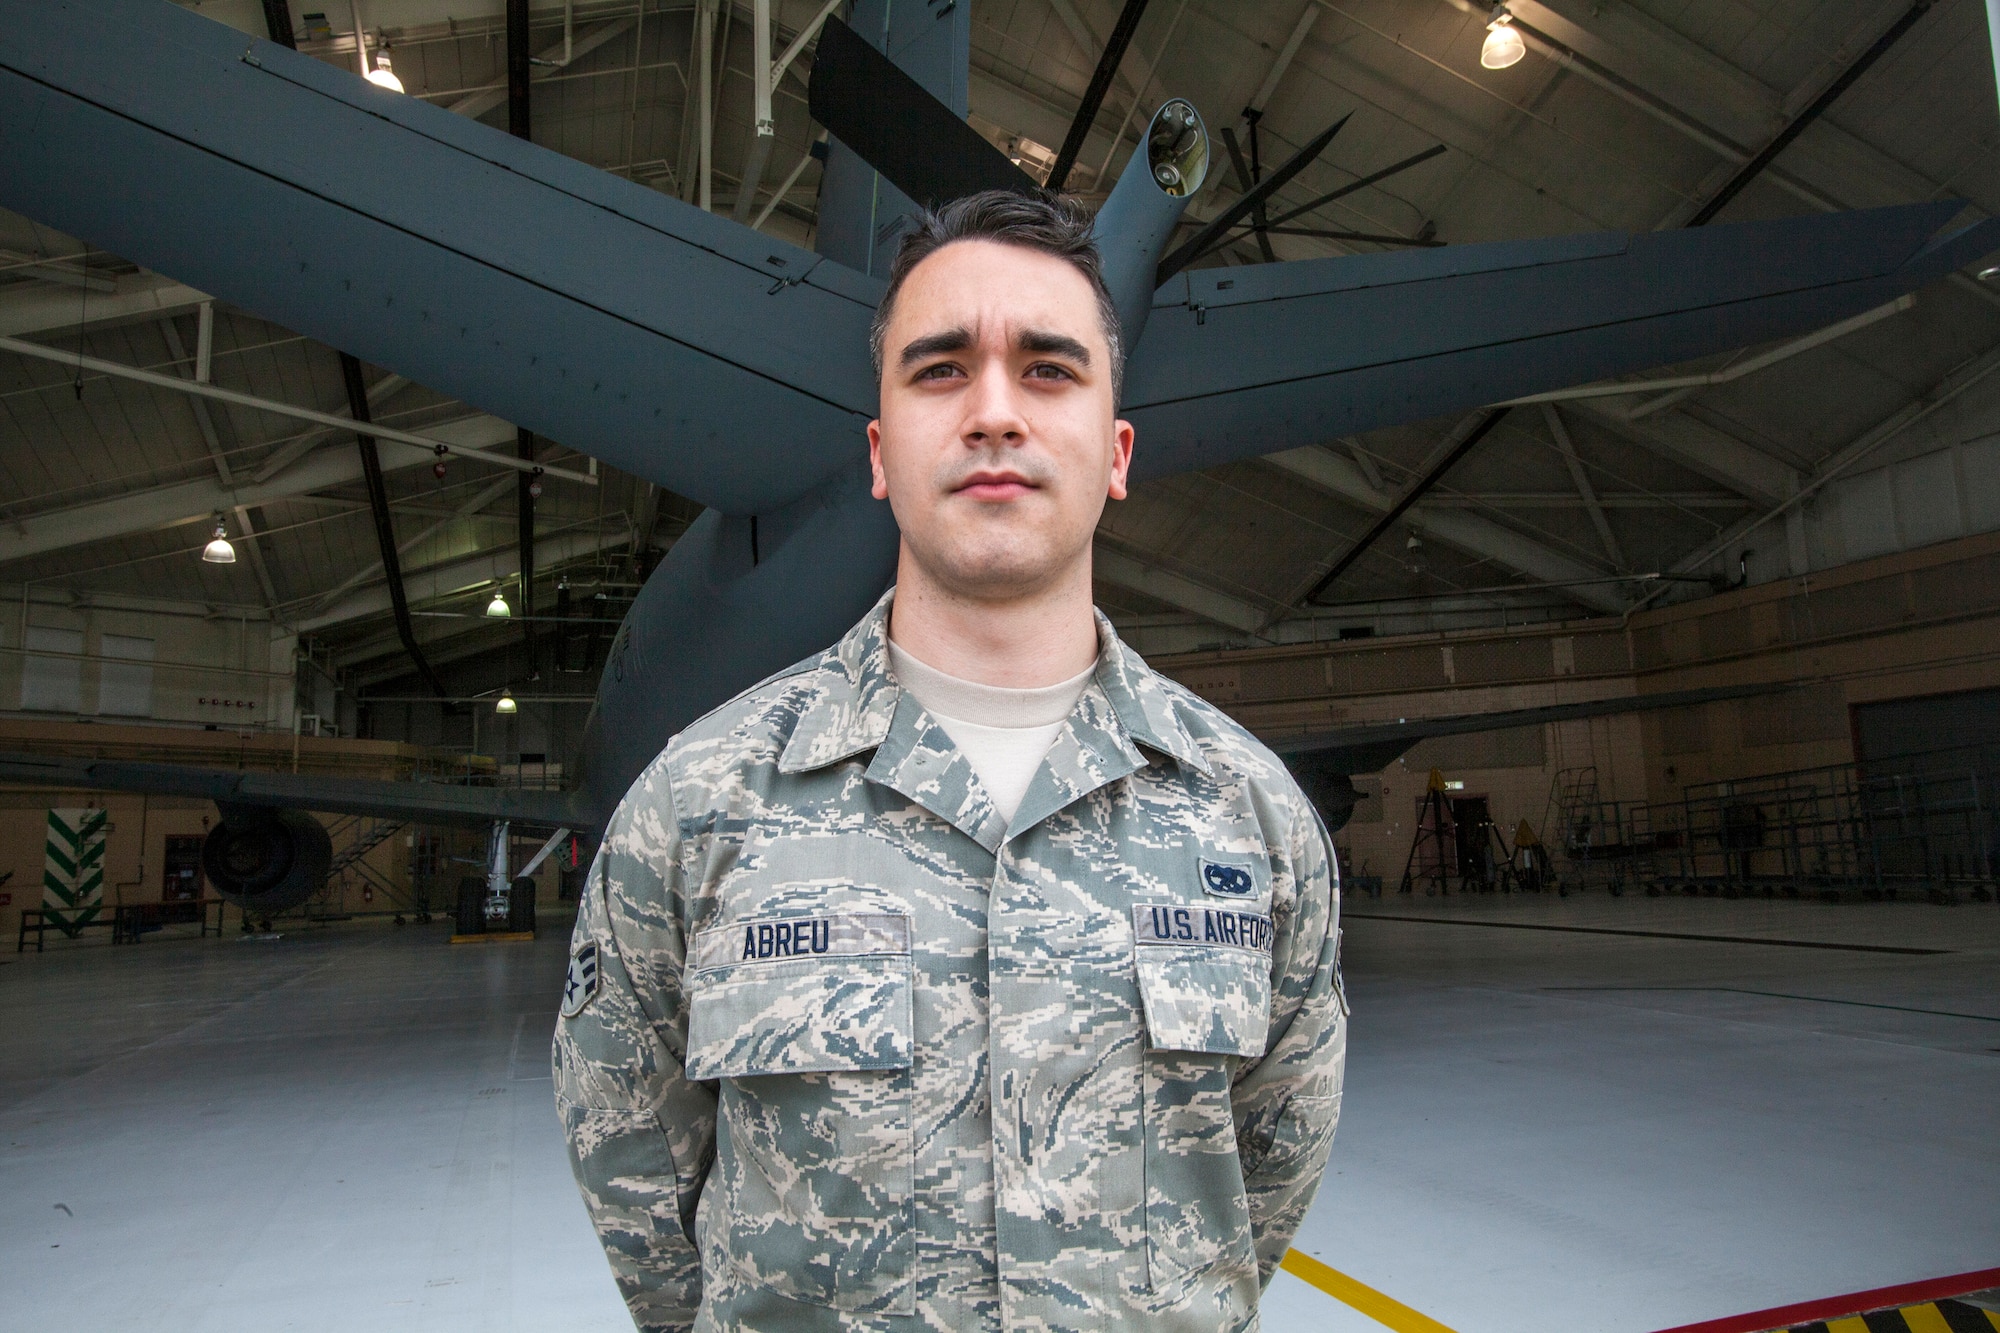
1852,687,2000,772
1851,687,2000,885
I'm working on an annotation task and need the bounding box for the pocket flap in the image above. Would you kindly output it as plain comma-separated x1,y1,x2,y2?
686,912,914,1080
1131,904,1272,1057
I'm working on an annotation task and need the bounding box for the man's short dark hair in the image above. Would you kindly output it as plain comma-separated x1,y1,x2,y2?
869,189,1124,401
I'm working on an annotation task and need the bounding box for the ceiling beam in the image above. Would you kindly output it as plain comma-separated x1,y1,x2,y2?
1045,0,1141,106
443,17,637,121
1564,402,1798,506
1092,543,1272,634
0,414,515,568
252,373,410,483
306,526,629,637
0,271,209,338
1423,491,1744,509
1264,445,1627,614
1542,404,1624,571
157,315,233,486
1665,336,2000,586
309,476,516,615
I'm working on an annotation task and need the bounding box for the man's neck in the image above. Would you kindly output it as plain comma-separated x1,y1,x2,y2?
887,548,1100,688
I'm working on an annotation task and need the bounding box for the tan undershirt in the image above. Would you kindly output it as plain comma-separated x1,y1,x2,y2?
887,640,1096,824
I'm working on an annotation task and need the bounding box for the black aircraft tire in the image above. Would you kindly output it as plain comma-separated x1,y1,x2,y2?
455,877,487,936
508,877,537,935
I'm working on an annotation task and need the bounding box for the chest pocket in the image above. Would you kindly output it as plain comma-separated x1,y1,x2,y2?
1131,902,1273,1295
685,911,916,1315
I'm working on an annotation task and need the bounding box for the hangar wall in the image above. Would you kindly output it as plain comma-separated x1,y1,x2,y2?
0,589,298,735
1153,527,2000,891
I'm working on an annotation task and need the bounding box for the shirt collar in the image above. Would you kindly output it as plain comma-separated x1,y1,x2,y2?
777,588,1211,780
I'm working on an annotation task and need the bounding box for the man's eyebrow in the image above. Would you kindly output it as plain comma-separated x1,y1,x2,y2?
898,327,973,367
1019,329,1092,365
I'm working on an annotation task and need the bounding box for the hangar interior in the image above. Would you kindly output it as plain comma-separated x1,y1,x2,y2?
1,1,1997,1331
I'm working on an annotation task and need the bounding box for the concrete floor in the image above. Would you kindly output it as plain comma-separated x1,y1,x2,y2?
2,892,1995,1332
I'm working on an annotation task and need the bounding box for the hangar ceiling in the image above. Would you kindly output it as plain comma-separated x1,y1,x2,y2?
1,0,1996,697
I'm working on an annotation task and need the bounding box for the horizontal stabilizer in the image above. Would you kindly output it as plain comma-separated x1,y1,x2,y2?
0,0,880,515
1127,203,2000,480
0,751,600,830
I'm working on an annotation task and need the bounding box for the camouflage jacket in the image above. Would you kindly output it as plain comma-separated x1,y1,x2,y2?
553,590,1346,1333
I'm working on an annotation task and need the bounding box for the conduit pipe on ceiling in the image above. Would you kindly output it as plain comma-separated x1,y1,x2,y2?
0,335,595,485
342,353,450,700
507,0,538,675
1499,294,1913,417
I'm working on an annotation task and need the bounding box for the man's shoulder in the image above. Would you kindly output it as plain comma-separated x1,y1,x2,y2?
1143,668,1296,791
662,646,838,775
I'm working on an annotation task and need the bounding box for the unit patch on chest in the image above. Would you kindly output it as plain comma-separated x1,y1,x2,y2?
1200,858,1257,898
561,942,600,1019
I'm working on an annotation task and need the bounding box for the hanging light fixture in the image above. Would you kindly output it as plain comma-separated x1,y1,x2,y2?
365,46,404,93
1481,11,1526,69
201,514,237,564
494,689,518,715
485,588,512,618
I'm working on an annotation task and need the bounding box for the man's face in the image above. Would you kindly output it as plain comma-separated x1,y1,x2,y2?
869,239,1133,603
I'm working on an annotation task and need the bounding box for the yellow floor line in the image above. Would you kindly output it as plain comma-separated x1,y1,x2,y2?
1901,1304,1954,1333
1278,1250,1461,1333
1984,1308,2000,1332
1825,1317,1871,1333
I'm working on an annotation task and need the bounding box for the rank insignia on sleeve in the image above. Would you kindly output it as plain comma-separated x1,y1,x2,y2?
561,943,600,1019
1201,859,1256,898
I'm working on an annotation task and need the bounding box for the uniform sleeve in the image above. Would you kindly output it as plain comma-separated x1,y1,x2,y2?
552,760,716,1333
1231,793,1348,1287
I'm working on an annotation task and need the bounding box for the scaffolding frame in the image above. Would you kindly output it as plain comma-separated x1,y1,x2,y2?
1657,746,2000,903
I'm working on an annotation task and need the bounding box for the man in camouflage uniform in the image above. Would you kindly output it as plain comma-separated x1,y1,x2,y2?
555,191,1347,1332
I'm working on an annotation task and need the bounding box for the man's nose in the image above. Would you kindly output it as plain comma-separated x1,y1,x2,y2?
962,362,1027,445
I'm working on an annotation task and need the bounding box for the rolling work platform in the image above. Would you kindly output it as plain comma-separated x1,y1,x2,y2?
1655,745,2000,903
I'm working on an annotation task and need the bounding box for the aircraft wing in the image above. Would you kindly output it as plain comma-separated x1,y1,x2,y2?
1125,205,2000,481
0,0,879,515
1273,681,1780,773
0,751,600,830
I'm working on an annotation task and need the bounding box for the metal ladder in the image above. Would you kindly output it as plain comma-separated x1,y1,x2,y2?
320,816,410,914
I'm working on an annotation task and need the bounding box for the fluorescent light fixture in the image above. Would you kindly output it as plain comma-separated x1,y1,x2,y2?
1980,265,2000,282
1444,780,1467,790
495,689,518,715
201,516,236,564
1481,14,1526,69
485,591,511,618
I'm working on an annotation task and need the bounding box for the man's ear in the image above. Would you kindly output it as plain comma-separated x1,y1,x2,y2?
1107,419,1135,501
867,420,890,501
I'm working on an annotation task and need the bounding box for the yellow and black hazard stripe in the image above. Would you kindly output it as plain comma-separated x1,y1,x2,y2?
1761,1299,2000,1333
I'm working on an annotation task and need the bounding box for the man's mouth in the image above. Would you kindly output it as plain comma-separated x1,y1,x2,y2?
953,470,1037,501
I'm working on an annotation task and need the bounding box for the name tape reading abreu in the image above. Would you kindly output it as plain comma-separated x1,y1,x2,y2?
693,911,912,972
1133,903,1275,954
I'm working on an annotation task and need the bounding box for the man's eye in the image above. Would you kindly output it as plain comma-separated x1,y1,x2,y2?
914,363,963,381
1027,363,1074,381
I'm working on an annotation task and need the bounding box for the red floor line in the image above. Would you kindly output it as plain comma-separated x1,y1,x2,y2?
1648,1268,2000,1333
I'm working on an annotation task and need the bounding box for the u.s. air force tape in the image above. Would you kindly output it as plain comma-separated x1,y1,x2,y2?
691,911,911,973
1133,902,1274,954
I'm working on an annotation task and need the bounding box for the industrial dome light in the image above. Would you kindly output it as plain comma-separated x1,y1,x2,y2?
1481,13,1526,69
494,689,518,715
485,590,512,618
201,515,236,564
365,48,404,93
